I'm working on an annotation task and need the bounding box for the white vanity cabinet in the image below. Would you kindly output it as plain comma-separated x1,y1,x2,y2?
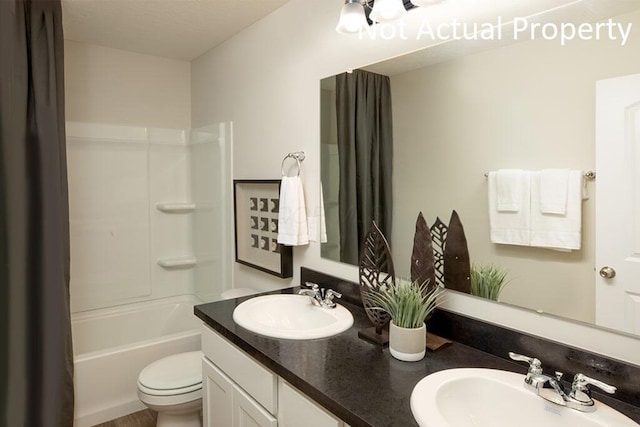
278,379,345,427
202,357,276,427
201,324,349,427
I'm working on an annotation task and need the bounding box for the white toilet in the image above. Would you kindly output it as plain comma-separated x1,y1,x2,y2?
137,350,203,427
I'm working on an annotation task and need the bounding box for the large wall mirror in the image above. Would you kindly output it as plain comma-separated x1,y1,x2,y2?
320,1,640,338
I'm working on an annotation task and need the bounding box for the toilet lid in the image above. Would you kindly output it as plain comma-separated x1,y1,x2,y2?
138,351,202,392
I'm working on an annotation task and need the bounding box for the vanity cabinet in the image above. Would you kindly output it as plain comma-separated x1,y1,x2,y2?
278,379,344,427
201,324,348,427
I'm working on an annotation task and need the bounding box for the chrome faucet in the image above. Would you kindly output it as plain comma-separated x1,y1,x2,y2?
509,352,617,412
298,282,342,309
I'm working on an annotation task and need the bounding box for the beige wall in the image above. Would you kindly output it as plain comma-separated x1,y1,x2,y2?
390,10,640,323
191,0,640,364
65,40,191,129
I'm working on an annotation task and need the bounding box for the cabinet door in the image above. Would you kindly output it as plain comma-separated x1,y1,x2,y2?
278,379,343,427
233,385,277,427
203,357,234,427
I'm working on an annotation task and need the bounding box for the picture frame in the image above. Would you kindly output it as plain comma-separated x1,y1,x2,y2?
233,179,293,278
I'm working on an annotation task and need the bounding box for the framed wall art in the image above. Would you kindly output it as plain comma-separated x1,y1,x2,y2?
233,180,292,278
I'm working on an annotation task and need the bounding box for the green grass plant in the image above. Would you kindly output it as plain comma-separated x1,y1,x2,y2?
470,263,509,301
363,279,442,329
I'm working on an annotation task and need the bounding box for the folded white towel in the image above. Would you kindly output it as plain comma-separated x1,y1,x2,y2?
496,169,525,212
530,170,583,251
488,171,531,246
308,183,328,243
277,176,309,246
540,169,570,214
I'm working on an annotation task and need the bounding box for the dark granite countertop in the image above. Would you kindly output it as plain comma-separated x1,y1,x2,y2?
194,287,640,427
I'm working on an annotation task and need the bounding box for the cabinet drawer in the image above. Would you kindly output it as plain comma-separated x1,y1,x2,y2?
202,324,277,414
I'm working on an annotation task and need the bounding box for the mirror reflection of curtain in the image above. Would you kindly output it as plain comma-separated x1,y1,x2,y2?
0,0,74,425
335,70,393,265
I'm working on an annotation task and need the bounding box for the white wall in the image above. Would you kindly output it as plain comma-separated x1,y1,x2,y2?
65,40,191,129
191,1,640,364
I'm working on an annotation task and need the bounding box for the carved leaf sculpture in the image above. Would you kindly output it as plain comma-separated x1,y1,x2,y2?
430,217,448,288
411,212,436,295
359,221,395,334
443,210,471,294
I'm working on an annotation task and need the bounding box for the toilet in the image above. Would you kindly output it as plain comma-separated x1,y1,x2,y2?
137,351,203,427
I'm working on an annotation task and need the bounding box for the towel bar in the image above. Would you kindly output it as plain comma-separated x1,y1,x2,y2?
483,170,596,180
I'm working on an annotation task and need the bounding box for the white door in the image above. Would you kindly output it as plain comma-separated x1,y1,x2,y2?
596,73,640,334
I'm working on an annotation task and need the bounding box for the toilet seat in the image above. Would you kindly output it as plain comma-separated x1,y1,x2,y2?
137,351,202,397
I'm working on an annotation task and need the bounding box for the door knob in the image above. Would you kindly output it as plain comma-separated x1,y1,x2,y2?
599,266,616,279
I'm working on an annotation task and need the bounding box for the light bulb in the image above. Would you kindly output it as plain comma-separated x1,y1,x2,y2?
336,0,368,34
369,0,407,23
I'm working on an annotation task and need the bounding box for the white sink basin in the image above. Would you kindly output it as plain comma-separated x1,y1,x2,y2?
411,368,637,427
232,294,354,340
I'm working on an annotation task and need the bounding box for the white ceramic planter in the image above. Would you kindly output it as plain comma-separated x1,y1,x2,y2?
389,321,426,362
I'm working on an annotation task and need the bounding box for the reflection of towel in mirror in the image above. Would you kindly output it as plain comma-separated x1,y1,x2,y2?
539,169,570,214
496,169,525,212
488,171,531,246
277,176,309,246
308,183,327,244
531,170,583,251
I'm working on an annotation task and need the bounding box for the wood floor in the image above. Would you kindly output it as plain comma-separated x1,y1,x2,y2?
93,409,157,427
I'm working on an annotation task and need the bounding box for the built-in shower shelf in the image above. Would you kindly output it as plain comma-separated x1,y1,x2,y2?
156,202,196,213
157,257,197,269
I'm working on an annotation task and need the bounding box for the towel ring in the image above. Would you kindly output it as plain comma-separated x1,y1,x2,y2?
281,151,305,177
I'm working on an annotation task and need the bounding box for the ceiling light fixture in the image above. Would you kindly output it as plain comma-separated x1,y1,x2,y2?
336,0,446,34
336,0,368,34
369,0,407,23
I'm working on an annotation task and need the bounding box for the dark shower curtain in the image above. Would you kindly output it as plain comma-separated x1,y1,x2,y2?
1,0,74,426
335,70,393,265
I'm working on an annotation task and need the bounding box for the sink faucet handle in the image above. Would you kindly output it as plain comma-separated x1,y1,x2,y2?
303,282,320,291
321,289,342,308
508,352,543,375
325,289,342,300
572,373,617,395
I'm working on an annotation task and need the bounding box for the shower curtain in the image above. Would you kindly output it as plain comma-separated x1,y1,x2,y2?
335,70,393,265
0,0,74,426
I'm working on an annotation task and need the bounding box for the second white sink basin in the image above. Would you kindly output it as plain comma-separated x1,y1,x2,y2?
411,368,637,427
232,294,354,340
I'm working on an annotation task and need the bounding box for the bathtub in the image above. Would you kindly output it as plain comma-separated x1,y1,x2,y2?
72,295,202,427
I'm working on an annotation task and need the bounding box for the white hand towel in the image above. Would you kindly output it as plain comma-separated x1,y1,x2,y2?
496,169,525,212
308,183,328,243
540,169,570,214
277,176,309,246
530,170,583,251
488,171,531,246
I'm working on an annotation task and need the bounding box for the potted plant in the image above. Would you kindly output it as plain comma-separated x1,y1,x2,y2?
363,278,442,362
470,263,509,301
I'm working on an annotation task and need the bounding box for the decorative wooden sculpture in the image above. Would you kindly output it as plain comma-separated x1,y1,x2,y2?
410,212,436,295
358,221,395,345
429,217,448,289
443,210,471,294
